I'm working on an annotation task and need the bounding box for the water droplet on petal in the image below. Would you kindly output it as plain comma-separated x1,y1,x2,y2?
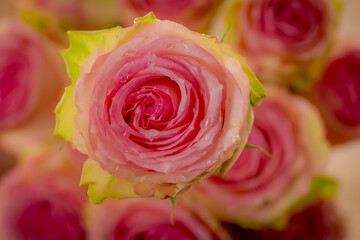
123,49,137,57
205,134,211,141
183,43,189,49
147,61,156,67
200,119,209,128
166,43,174,49
232,135,240,143
206,160,212,166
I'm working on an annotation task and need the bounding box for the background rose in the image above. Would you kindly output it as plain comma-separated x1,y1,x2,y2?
56,13,265,202
211,0,340,89
189,84,332,226
117,0,222,31
0,19,41,130
86,198,230,240
0,19,68,155
223,201,345,240
0,143,87,240
312,40,360,144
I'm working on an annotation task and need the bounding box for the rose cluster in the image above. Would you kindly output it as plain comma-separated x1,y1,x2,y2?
0,0,357,239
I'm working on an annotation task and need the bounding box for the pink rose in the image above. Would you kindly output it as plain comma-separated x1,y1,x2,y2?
211,0,340,88
117,0,221,31
0,20,41,129
0,144,87,240
0,19,67,154
86,198,230,240
312,43,360,144
56,13,265,202
190,85,330,225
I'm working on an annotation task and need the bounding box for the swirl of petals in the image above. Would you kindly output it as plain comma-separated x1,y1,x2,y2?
74,20,249,184
240,0,331,60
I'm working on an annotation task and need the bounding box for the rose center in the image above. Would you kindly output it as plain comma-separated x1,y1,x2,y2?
122,77,179,131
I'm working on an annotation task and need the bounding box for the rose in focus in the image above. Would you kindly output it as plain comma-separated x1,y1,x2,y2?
190,85,332,226
211,0,340,88
117,0,221,31
56,13,265,202
0,144,87,240
312,42,360,144
86,198,230,240
0,19,67,154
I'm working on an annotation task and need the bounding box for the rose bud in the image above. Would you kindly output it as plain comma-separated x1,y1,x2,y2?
211,0,341,90
223,201,345,240
0,19,67,155
189,84,334,227
0,143,87,240
55,13,266,202
86,198,230,240
117,0,222,32
312,42,360,144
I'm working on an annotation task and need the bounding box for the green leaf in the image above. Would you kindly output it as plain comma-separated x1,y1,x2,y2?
54,26,122,141
135,12,157,23
80,159,137,204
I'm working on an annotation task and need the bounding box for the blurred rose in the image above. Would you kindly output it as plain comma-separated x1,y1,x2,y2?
117,0,222,31
0,19,67,155
190,84,329,225
312,42,360,144
0,20,41,129
211,0,340,89
224,201,345,240
86,198,230,240
0,142,87,240
56,13,265,202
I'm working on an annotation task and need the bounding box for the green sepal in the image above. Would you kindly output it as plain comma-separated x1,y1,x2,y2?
245,144,273,158
220,25,231,43
54,26,122,141
135,12,157,23
80,159,136,204
239,57,267,107
170,196,178,224
222,44,266,107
